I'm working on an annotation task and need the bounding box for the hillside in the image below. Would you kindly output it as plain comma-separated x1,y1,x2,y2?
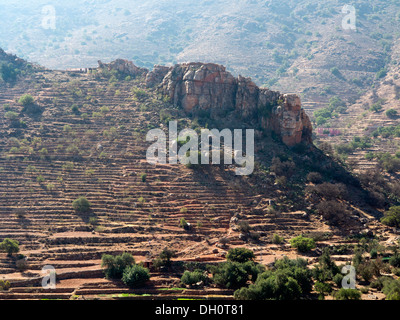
0,52,399,300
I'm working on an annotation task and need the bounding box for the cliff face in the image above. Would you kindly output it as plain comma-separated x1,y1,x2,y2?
156,62,313,146
99,60,313,146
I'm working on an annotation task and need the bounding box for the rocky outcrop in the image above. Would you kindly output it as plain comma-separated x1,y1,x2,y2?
100,59,313,146
156,62,312,146
145,65,170,87
97,59,148,78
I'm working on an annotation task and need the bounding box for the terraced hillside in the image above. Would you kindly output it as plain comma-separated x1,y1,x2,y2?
0,59,398,301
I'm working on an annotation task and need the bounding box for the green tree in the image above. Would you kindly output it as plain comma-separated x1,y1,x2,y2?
386,109,398,119
0,63,19,82
334,288,361,300
213,262,250,289
157,248,176,267
226,248,255,263
381,206,400,228
0,238,20,256
383,279,400,300
289,236,315,252
122,264,150,288
72,196,91,213
101,252,135,279
181,270,208,286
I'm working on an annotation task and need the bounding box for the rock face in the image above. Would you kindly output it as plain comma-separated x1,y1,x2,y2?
145,65,170,87
156,62,312,146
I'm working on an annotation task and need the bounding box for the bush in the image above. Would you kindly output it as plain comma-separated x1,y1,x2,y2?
156,248,176,268
307,172,323,184
71,105,79,114
270,157,296,178
101,252,135,279
226,248,255,263
179,217,188,229
289,236,315,252
237,221,251,233
386,109,398,119
122,264,150,288
334,288,361,300
72,196,91,213
234,257,312,300
181,270,208,286
314,281,332,296
213,262,250,289
333,273,344,287
389,254,400,267
18,94,34,106
381,206,400,228
316,200,349,225
307,182,347,200
0,238,19,256
0,280,11,291
4,111,19,121
272,234,284,244
312,249,341,282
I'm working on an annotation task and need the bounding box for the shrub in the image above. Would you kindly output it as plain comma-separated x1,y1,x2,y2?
370,102,383,113
5,111,19,121
226,248,255,263
0,280,11,291
270,157,296,178
234,257,312,300
333,273,344,287
307,182,347,200
307,172,323,184
71,104,79,114
316,200,349,225
312,249,341,282
179,217,188,229
314,281,332,296
272,234,284,244
18,94,34,106
181,270,208,286
237,221,251,233
382,279,400,300
140,173,147,182
289,236,315,252
389,254,400,267
122,265,150,288
386,109,398,119
0,238,19,256
101,252,135,279
72,196,91,213
376,68,387,79
334,288,361,300
370,248,378,259
357,262,374,282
